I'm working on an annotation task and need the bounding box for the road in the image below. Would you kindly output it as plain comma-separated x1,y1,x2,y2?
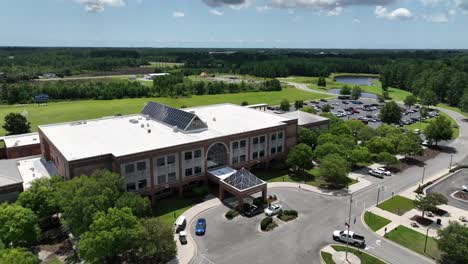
191,84,468,264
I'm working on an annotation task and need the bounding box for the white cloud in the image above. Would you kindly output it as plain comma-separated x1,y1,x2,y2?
375,6,413,20
353,18,361,23
327,6,343,16
78,0,125,12
270,0,394,10
256,5,272,12
202,0,253,9
172,11,185,18
209,9,224,15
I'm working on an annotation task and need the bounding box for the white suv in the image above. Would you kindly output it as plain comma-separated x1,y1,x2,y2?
376,167,391,176
265,204,282,216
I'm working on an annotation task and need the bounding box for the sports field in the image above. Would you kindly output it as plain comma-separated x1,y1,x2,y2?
0,86,329,136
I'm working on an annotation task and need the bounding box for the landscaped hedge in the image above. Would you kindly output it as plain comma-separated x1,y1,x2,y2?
278,210,298,222
260,216,277,231
225,210,239,220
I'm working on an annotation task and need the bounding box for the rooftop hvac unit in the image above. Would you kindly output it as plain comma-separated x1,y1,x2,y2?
147,129,152,133
173,126,178,132
147,123,150,127
141,124,144,128
129,119,139,124
189,110,195,114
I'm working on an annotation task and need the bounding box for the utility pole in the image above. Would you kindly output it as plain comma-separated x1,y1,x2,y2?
376,186,382,206
424,227,430,253
345,193,353,261
449,154,453,170
421,166,426,184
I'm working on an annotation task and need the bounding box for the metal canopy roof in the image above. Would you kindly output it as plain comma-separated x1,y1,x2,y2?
141,102,207,132
222,167,265,191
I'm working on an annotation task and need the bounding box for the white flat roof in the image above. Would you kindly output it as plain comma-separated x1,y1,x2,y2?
39,103,291,161
3,132,40,148
16,157,57,190
278,111,329,126
208,167,237,180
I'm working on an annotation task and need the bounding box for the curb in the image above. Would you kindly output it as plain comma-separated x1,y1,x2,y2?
359,210,436,264
320,244,390,264
422,169,459,195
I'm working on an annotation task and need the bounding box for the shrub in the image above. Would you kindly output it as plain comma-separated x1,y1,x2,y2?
192,186,209,197
225,210,239,220
278,210,298,222
253,197,267,207
260,216,274,231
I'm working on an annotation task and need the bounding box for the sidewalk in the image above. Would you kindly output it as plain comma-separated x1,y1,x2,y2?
175,198,221,264
268,175,372,196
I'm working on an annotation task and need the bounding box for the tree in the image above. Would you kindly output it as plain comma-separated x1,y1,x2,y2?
357,126,376,142
286,144,314,175
366,137,394,154
294,100,304,110
317,77,327,87
314,143,345,160
340,85,351,95
375,152,399,166
420,106,430,118
377,94,385,103
398,132,423,158
437,221,468,264
0,248,40,264
136,218,177,263
404,95,417,108
420,90,438,106
16,176,63,219
2,113,31,135
297,127,317,147
345,120,365,142
382,91,391,100
79,207,142,263
459,93,468,113
321,104,331,112
279,99,290,111
424,115,453,145
241,101,248,106
0,203,40,247
414,193,447,218
351,86,362,100
301,106,317,114
319,154,351,188
379,101,401,124
347,146,371,168
115,193,151,218
55,170,124,235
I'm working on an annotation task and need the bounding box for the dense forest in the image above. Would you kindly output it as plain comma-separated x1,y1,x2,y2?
1,47,468,110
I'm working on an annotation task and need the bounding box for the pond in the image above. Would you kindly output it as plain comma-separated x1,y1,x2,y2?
335,76,378,86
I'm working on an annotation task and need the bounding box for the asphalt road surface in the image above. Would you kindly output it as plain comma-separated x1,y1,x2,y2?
191,88,468,264
426,169,468,210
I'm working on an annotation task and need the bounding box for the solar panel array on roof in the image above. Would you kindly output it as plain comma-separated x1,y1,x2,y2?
141,102,207,131
222,168,265,190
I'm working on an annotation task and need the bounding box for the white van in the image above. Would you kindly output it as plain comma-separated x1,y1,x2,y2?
175,215,187,233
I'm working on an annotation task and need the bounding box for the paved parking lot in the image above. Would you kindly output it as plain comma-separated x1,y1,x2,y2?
426,169,468,210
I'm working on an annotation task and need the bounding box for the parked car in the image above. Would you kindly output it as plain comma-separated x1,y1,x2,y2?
320,99,328,102
342,101,349,105
244,204,263,217
332,230,366,248
368,169,384,179
462,185,468,192
179,231,188,245
174,215,187,233
376,167,391,176
265,204,282,216
195,218,206,235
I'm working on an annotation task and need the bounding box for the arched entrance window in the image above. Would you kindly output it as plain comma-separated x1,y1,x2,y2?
207,143,228,170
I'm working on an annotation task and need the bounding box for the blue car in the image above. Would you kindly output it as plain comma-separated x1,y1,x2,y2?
195,218,206,235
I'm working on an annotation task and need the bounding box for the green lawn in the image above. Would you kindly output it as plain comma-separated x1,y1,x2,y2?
254,167,358,188
437,103,468,117
385,225,441,260
152,196,198,228
282,74,412,101
0,86,326,136
377,195,415,216
332,245,387,264
364,211,391,231
405,112,460,139
321,251,334,264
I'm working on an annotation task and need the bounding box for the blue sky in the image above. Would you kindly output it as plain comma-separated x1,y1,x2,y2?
1,0,468,49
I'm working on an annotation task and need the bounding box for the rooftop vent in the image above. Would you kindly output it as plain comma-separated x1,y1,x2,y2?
147,129,152,133
173,126,178,132
189,110,195,114
213,117,216,122
141,124,144,128
129,119,139,124
33,138,37,141
146,123,150,127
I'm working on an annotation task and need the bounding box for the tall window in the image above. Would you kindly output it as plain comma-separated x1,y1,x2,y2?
270,131,284,155
207,143,228,169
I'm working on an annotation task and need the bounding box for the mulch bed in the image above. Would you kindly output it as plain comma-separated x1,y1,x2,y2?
410,215,434,226
386,148,441,173
454,191,468,201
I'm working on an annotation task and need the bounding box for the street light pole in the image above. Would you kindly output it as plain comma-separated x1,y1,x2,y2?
421,166,426,184
345,193,353,261
424,227,430,253
376,186,382,206
449,154,453,170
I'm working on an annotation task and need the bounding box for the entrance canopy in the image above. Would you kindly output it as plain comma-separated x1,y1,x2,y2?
222,167,266,192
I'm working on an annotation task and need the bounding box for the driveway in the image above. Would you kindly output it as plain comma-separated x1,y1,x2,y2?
426,169,468,210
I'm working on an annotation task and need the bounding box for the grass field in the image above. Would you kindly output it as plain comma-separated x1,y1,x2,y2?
437,103,468,117
255,167,358,188
321,251,334,264
152,196,198,227
377,195,415,216
332,245,387,264
405,112,460,139
0,86,326,136
282,75,412,101
364,211,391,231
140,61,184,68
385,225,441,260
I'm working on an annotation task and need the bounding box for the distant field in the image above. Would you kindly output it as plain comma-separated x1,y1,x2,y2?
0,86,326,136
140,61,184,68
283,75,412,101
